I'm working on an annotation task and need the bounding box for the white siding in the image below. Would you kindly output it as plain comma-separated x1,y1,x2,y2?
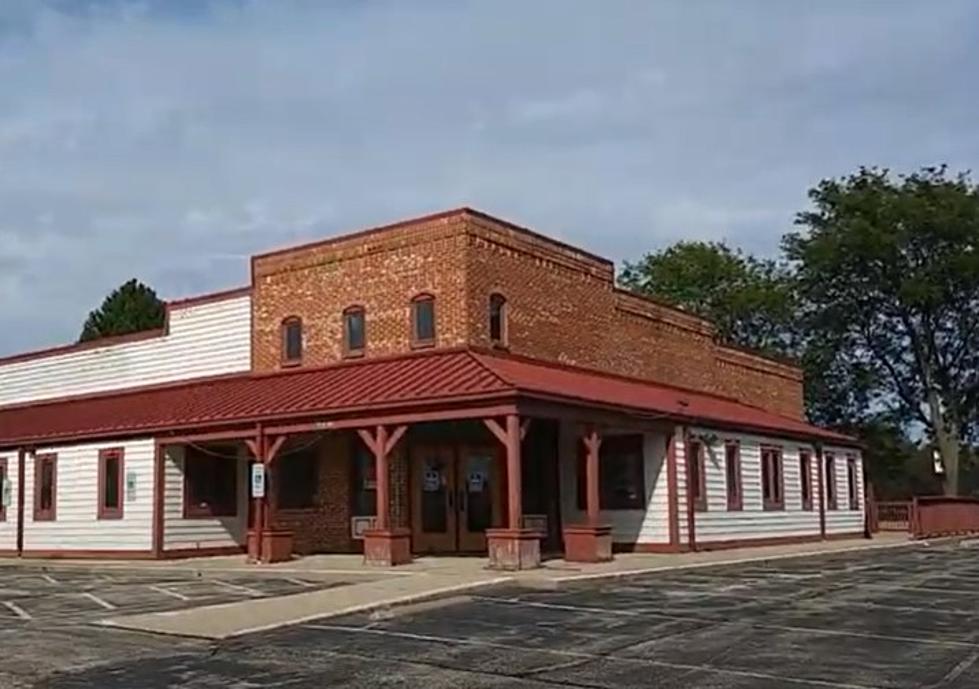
22,439,155,552
689,429,822,544
162,445,248,552
0,453,18,550
0,295,251,406
558,424,671,544
825,446,866,535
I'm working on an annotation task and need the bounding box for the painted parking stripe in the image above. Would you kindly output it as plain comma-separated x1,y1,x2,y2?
2,601,31,620
40,574,58,585
211,580,265,597
79,592,116,611
303,623,882,689
148,585,191,602
285,577,314,588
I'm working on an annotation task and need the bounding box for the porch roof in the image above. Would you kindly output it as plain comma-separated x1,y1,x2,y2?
0,348,855,447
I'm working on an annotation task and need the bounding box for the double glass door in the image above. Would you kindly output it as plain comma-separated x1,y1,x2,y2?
411,446,501,553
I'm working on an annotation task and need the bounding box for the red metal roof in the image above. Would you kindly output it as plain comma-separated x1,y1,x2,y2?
0,348,854,447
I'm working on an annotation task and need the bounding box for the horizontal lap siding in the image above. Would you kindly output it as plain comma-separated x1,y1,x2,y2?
825,446,865,534
23,439,154,551
0,296,251,406
690,430,821,543
162,445,248,552
559,426,671,544
0,454,18,550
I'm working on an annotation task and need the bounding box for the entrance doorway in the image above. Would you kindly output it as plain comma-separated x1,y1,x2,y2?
410,445,503,553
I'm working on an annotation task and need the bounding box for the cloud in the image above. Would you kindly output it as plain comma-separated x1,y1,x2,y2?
1,0,978,355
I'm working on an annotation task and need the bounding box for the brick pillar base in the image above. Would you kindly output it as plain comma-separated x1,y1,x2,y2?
363,528,412,566
248,529,295,564
563,524,613,563
486,528,541,570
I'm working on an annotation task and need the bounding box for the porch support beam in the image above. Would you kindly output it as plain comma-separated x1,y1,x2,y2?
485,413,540,570
244,427,294,564
358,424,410,567
563,425,612,563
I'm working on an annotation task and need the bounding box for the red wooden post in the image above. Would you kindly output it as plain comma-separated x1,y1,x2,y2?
357,424,409,566
505,414,522,530
584,427,601,526
375,425,390,530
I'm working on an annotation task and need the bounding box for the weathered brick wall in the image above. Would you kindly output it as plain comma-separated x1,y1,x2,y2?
251,214,471,372
250,209,804,419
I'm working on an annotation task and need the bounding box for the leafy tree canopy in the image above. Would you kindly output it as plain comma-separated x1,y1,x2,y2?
620,241,796,356
79,279,166,343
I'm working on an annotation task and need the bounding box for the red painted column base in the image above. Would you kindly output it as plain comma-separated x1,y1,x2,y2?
486,528,541,570
363,528,412,566
248,529,295,564
563,524,613,563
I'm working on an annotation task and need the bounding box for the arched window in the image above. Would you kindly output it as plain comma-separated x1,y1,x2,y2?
410,294,436,347
281,316,303,365
343,305,366,357
489,293,507,345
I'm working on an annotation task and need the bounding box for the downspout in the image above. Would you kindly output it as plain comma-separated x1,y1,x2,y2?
815,442,826,540
683,426,696,552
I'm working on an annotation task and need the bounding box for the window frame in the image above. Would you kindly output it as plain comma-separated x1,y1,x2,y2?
183,447,239,519
576,433,646,511
410,294,436,348
33,453,58,522
825,453,838,510
724,441,742,511
799,450,814,511
0,457,7,523
688,439,707,512
280,316,303,367
846,455,859,511
488,292,508,346
275,445,320,511
760,445,784,511
98,447,126,520
342,305,367,358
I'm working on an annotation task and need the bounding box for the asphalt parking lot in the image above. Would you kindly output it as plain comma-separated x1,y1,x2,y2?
16,540,979,688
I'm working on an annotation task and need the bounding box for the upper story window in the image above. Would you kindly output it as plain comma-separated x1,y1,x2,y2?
343,306,366,357
761,446,784,511
489,293,507,345
411,294,436,348
281,317,303,366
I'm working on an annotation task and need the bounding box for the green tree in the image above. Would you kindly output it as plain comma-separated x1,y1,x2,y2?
786,166,979,496
79,279,166,343
620,241,796,356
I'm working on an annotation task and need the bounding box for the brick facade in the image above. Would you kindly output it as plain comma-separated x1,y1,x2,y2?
250,208,804,419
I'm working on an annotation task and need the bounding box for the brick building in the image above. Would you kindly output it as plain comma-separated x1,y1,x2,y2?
0,208,865,568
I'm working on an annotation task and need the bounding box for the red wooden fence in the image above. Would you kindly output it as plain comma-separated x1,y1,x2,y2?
874,501,912,533
911,496,979,539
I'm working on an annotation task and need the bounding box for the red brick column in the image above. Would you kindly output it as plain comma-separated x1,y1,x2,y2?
563,426,612,563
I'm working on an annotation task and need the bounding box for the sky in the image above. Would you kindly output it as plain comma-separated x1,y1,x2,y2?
1,0,977,356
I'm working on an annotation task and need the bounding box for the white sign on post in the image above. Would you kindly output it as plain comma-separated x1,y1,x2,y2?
251,463,266,498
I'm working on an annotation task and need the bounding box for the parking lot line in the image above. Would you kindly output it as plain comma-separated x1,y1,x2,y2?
80,592,117,611
211,579,265,597
285,577,313,588
2,600,31,620
148,585,191,602
40,573,59,585
303,623,884,689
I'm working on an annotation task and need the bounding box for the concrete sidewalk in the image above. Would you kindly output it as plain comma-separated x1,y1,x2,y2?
98,534,918,639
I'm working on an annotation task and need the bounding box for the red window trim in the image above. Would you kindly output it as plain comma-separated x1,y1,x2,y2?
688,439,707,512
342,305,366,359
183,448,239,519
724,441,742,511
280,316,303,367
761,445,784,511
846,455,860,511
410,294,436,349
799,450,814,511
825,453,838,510
98,447,125,520
33,453,57,522
0,457,7,522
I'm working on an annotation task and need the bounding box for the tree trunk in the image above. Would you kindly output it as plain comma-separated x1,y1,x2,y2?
937,426,961,497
